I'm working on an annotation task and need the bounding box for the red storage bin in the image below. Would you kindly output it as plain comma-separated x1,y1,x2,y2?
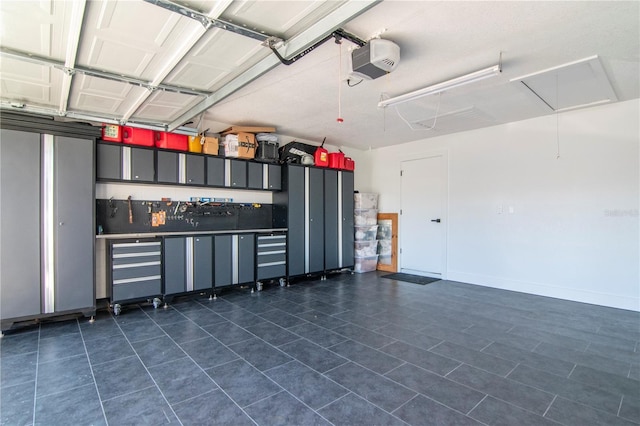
344,156,355,171
122,127,155,146
155,132,188,151
328,151,345,169
102,124,123,142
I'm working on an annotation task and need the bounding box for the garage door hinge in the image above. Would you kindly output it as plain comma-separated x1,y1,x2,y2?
400,170,403,177
400,209,402,215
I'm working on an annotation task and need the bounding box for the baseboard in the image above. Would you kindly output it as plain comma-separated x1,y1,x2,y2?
446,271,640,312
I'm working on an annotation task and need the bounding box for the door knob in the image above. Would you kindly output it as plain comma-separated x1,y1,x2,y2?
430,218,441,223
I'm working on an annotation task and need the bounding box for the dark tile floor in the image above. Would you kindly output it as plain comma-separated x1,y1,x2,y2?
1,272,639,425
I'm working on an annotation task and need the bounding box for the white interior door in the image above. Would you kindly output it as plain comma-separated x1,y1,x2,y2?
400,155,446,277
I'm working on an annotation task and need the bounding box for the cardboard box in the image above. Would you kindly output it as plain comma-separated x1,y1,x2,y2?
225,133,256,159
202,137,219,155
221,126,276,135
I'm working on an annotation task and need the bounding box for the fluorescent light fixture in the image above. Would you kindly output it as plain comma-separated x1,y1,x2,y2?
378,64,501,108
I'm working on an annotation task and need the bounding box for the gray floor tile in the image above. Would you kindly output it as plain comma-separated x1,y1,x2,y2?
545,396,638,426
245,390,331,426
464,324,540,351
468,396,561,426
0,330,39,358
118,318,165,343
333,310,390,331
38,319,79,339
376,324,443,351
205,359,281,408
294,309,348,329
244,321,300,346
420,322,495,351
161,320,209,344
259,308,309,328
218,308,262,328
482,341,576,376
102,386,177,425
326,362,416,412
630,362,640,381
535,341,632,377
180,308,226,327
173,389,254,425
0,381,34,426
318,392,408,426
1,352,37,389
265,360,348,410
394,394,482,426
380,340,461,376
509,325,590,351
112,305,150,324
34,383,106,426
569,365,640,399
279,338,348,373
288,322,348,348
447,363,554,415
148,357,217,404
179,336,238,370
36,354,93,398
586,341,640,364
430,341,517,376
508,364,624,414
202,321,254,345
92,355,154,401
79,316,122,342
332,323,396,349
385,363,485,414
329,339,403,375
131,335,185,368
84,333,135,366
37,333,85,364
620,395,640,424
228,337,292,371
143,306,188,326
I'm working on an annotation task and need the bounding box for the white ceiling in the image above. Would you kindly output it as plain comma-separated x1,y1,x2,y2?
1,1,638,150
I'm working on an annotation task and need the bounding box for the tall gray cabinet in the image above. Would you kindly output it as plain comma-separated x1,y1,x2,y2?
1,116,97,331
274,164,354,278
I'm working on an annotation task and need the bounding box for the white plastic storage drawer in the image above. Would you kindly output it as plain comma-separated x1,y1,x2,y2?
354,208,378,226
354,255,378,273
355,225,378,241
355,240,378,257
354,193,378,209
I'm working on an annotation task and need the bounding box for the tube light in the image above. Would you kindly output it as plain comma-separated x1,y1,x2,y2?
378,64,501,108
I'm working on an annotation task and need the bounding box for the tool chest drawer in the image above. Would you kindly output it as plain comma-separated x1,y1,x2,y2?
110,239,162,302
256,234,286,280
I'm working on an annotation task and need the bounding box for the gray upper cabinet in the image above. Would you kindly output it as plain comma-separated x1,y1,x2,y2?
97,143,122,180
247,162,263,189
230,160,247,188
185,154,205,185
157,151,179,184
207,157,225,186
268,164,281,190
130,147,154,182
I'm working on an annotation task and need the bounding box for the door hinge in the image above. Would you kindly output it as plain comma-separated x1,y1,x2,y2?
400,170,403,177
400,209,402,215
400,248,402,254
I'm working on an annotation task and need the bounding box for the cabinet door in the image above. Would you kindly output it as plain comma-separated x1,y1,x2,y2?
308,167,324,273
324,169,339,270
193,236,213,290
164,237,186,295
54,136,95,312
186,154,205,185
230,160,247,188
207,157,225,186
131,147,155,181
268,164,281,190
157,151,179,184
214,235,233,287
97,143,122,180
0,129,42,320
286,166,305,276
247,162,263,189
341,171,355,267
238,234,254,284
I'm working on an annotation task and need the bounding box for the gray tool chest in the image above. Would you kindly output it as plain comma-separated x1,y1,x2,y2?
256,233,287,280
109,239,163,307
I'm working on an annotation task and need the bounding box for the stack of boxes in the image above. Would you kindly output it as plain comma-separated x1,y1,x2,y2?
353,193,379,273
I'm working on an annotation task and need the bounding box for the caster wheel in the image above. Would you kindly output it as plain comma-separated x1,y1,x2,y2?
256,282,263,292
279,278,286,287
152,298,162,309
113,304,122,316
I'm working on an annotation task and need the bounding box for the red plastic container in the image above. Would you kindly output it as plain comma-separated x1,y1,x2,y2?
102,124,123,142
344,156,355,171
122,127,155,146
314,137,329,167
328,151,345,169
155,132,188,151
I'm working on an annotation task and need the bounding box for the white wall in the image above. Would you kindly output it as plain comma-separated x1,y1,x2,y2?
368,99,639,311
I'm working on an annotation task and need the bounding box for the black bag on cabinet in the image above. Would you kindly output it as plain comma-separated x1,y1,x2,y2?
255,140,279,163
278,141,317,164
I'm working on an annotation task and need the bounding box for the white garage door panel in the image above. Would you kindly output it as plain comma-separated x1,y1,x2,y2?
165,62,230,91
78,0,196,79
133,91,203,121
0,61,61,106
0,0,71,59
69,75,146,115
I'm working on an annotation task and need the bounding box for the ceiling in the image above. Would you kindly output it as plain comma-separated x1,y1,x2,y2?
1,1,638,150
